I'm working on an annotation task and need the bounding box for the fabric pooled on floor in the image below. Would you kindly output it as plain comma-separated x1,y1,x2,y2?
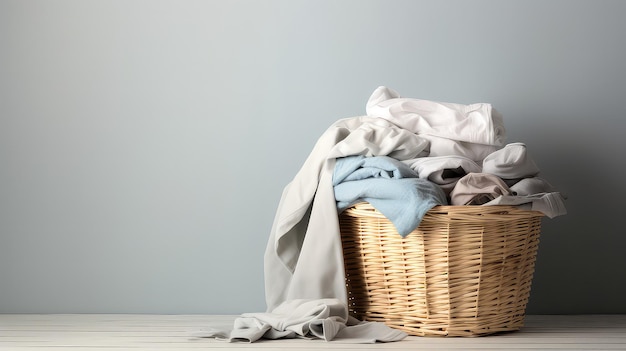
191,299,407,343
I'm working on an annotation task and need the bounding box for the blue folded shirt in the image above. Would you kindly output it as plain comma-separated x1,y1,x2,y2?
333,155,447,237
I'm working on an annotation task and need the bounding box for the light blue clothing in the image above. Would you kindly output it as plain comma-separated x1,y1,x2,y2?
333,155,418,185
333,156,447,237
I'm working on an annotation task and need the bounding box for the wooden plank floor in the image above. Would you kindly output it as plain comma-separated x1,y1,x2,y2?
1,314,625,350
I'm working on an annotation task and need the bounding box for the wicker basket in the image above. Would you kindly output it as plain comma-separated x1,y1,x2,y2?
339,202,543,337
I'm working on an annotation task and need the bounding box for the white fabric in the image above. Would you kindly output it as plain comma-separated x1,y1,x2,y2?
264,116,428,312
417,134,500,162
510,177,557,196
482,142,540,179
403,155,482,182
192,299,407,343
485,192,568,218
403,155,481,196
366,86,506,146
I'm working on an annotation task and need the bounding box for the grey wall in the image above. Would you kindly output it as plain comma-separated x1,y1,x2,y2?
1,0,625,314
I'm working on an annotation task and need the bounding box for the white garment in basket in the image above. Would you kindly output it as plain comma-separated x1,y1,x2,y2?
366,86,506,146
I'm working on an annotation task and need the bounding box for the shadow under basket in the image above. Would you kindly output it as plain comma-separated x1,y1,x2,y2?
339,203,543,337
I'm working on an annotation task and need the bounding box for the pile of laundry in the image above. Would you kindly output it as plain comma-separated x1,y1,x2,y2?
197,86,566,344
334,86,566,236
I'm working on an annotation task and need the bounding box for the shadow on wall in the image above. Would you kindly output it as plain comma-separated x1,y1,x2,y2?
525,135,626,314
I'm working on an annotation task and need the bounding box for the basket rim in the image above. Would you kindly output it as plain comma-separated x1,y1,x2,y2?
344,202,545,219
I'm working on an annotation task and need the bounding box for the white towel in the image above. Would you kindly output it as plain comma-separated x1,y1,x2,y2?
366,86,506,146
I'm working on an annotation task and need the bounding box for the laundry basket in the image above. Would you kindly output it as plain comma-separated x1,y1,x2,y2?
339,202,543,337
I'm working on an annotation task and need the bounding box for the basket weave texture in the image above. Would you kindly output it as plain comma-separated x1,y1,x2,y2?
339,203,543,337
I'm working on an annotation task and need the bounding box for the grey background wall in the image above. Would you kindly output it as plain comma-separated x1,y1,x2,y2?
1,0,625,315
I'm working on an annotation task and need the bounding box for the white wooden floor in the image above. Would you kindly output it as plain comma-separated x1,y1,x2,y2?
1,314,625,351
